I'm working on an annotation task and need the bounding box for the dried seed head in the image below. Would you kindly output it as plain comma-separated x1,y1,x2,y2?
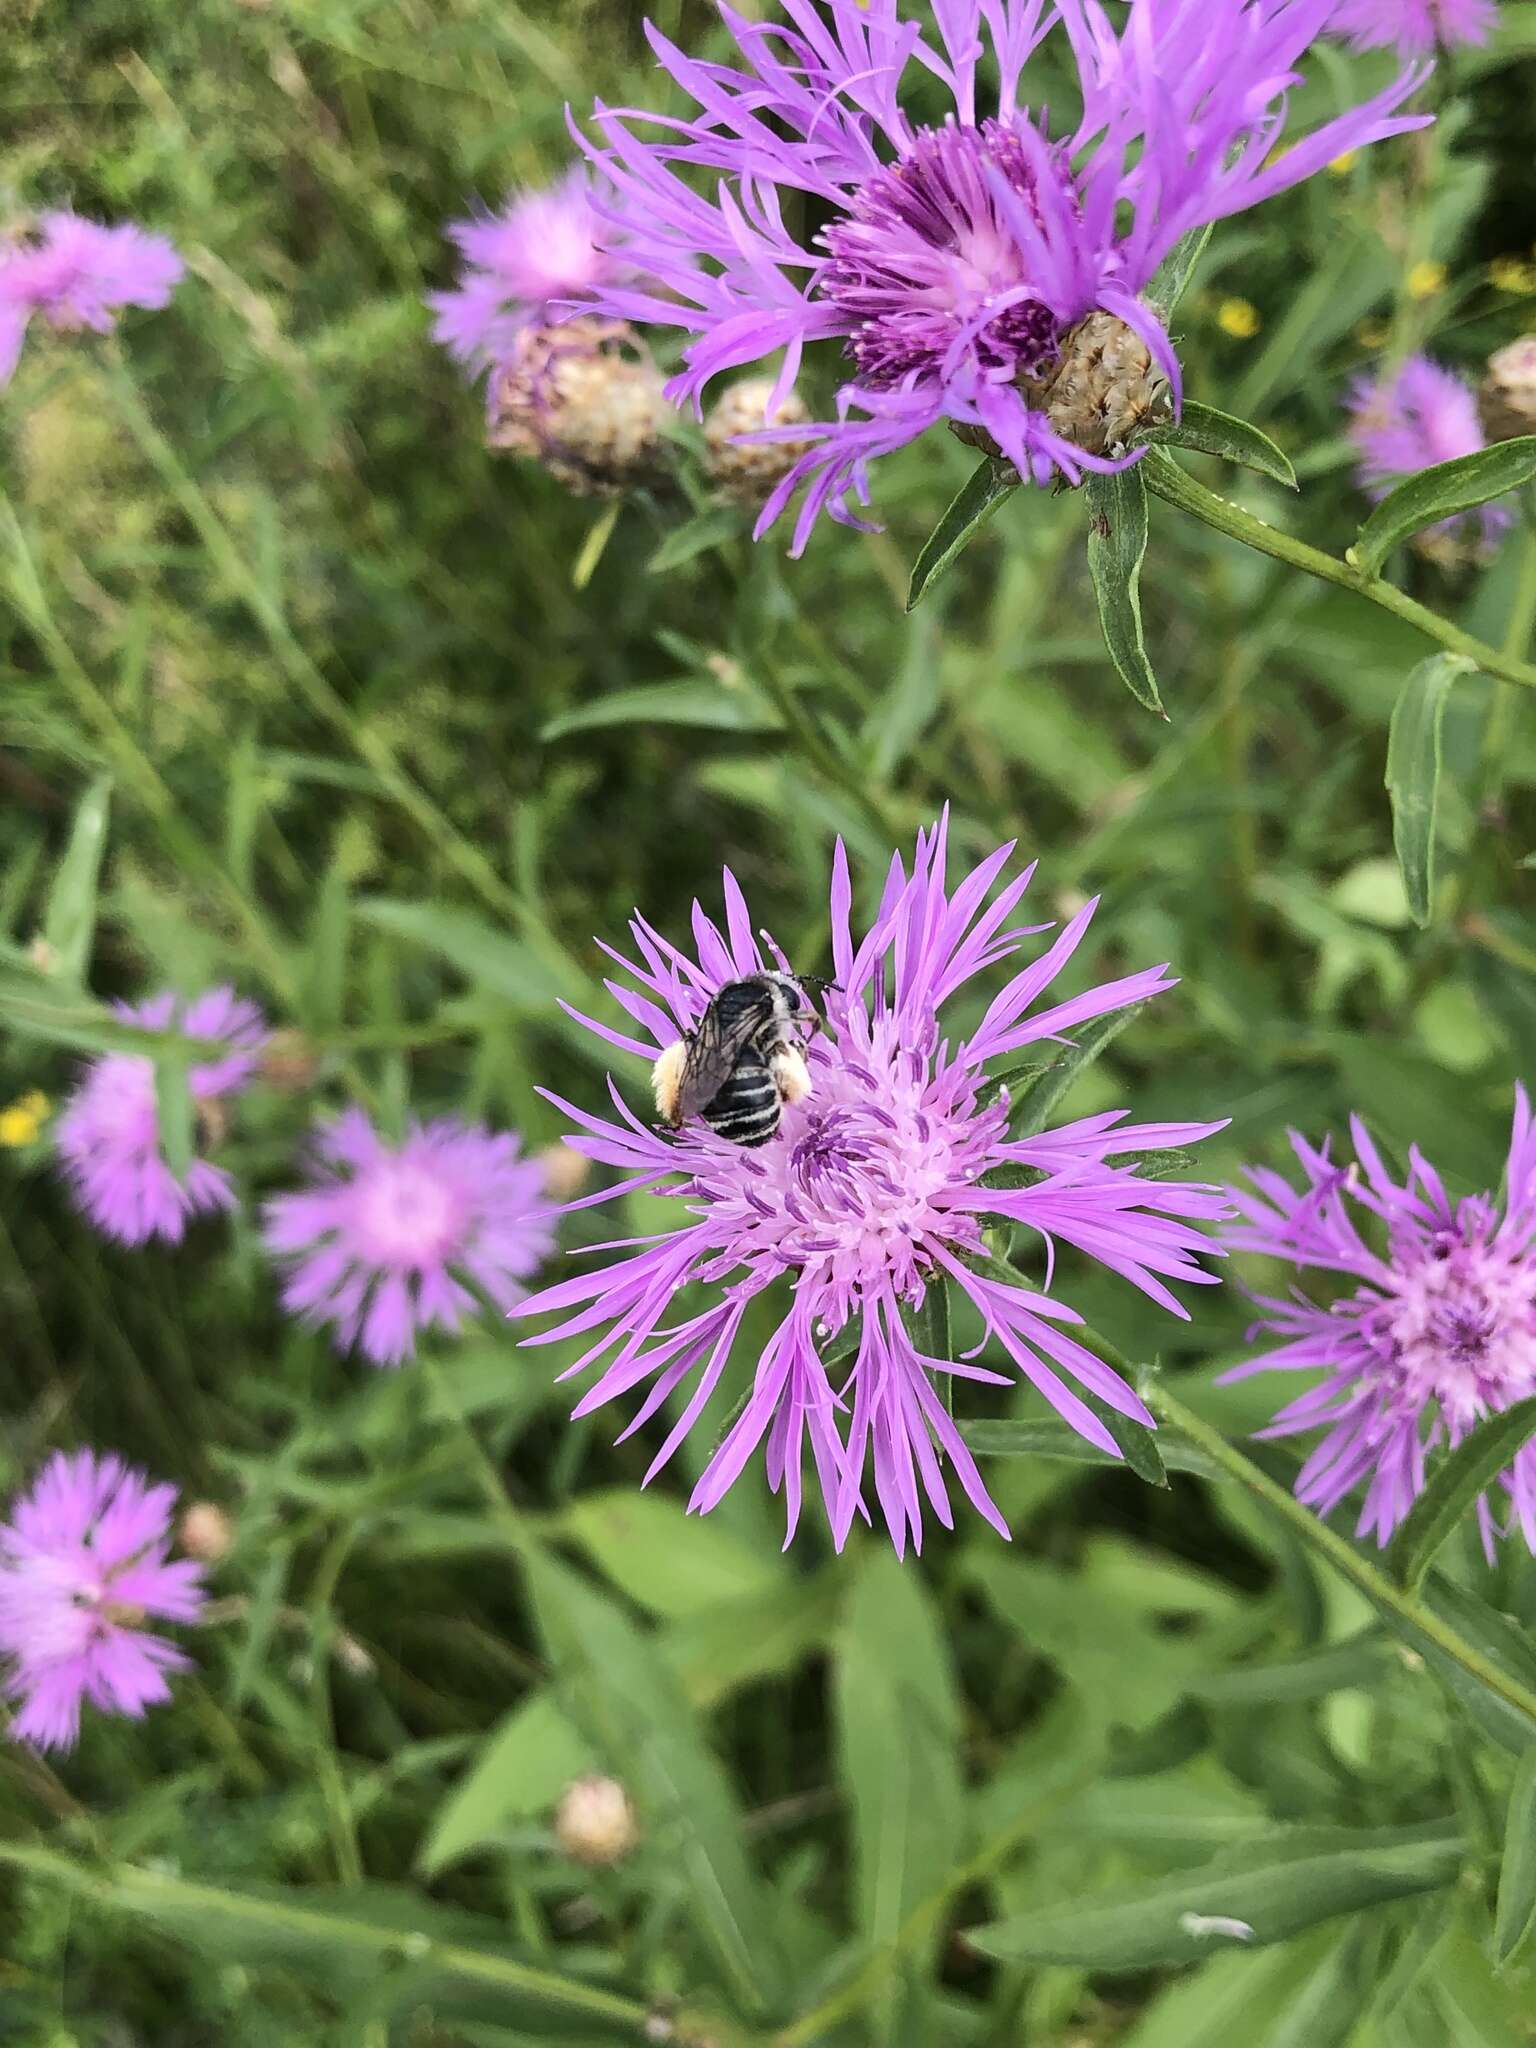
539,1140,591,1203
1479,334,1536,445
179,1501,234,1563
488,318,670,497
952,309,1172,470
703,378,814,504
553,1775,640,1866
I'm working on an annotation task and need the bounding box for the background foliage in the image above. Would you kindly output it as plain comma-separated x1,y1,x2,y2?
4,2,1536,2043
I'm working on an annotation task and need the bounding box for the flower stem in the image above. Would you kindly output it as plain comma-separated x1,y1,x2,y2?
1143,1379,1536,1732
1141,450,1536,693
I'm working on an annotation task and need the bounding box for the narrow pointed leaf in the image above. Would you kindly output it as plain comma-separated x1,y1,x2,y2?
957,1417,1215,1478
1147,222,1214,314
1387,1394,1536,1588
155,1047,196,1183
1145,402,1297,488
1351,436,1536,578
1384,653,1475,928
42,775,112,987
1494,1745,1536,1965
1009,1000,1146,1137
1085,466,1164,714
907,455,1017,609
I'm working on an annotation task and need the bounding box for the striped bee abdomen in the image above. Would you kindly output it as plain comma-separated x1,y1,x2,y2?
701,1054,782,1147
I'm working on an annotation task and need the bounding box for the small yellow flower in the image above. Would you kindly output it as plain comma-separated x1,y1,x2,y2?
1217,297,1261,340
1355,318,1391,350
0,1090,50,1148
1406,260,1446,301
1490,256,1536,294
1328,151,1358,176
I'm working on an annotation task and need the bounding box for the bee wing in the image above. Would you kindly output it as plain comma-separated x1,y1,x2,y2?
675,1004,765,1117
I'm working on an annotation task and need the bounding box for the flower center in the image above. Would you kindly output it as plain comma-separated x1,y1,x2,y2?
1380,1236,1536,1430
355,1159,467,1268
818,118,1065,390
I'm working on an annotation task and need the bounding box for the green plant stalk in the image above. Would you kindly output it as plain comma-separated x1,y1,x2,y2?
104,358,523,925
0,1840,673,2037
1144,1380,1536,1731
1142,451,1536,692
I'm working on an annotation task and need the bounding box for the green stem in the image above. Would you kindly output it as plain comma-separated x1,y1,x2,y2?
1142,450,1536,693
0,1841,658,2034
1144,1380,1536,1732
104,357,523,924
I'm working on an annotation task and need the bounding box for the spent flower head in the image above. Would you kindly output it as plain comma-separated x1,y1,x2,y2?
429,169,636,376
0,210,183,385
516,817,1226,1554
1221,1093,1536,1554
572,0,1428,550
1346,353,1513,560
56,987,267,1247
263,1109,558,1367
0,1450,205,1752
487,316,671,494
1331,0,1496,53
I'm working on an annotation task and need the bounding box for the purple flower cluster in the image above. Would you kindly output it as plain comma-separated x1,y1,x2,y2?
1222,1093,1536,1554
1332,0,1496,54
56,987,267,1246
1346,354,1513,557
264,1110,557,1367
0,210,183,384
516,818,1226,1553
0,1451,205,1752
571,0,1429,550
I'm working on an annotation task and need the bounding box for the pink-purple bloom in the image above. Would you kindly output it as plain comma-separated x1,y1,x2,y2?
0,1450,205,1752
1221,1092,1536,1555
1346,354,1513,555
56,987,267,1247
429,169,635,376
0,211,184,385
1332,0,1496,54
516,817,1226,1555
263,1110,558,1367
572,0,1429,551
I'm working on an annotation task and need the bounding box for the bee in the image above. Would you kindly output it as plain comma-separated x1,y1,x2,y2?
651,971,824,1148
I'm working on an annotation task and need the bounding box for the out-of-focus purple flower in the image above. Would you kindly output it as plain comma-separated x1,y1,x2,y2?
428,169,634,376
1332,0,1496,55
516,816,1227,1555
0,211,184,385
56,988,267,1247
1346,354,1513,556
572,0,1429,552
263,1110,558,1367
0,1449,205,1752
1221,1092,1536,1555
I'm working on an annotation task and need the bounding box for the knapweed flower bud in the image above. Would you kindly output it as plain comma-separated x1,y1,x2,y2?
487,318,669,497
179,1501,234,1563
553,1775,640,1866
703,378,814,505
1479,336,1536,445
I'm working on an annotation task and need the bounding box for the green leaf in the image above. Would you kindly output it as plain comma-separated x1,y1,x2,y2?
906,456,1017,609
526,1551,781,2013
571,496,621,590
41,775,111,986
1387,1396,1536,1588
1351,437,1536,579
560,1488,781,1620
967,1822,1463,1972
957,1416,1215,1478
1384,653,1476,928
1494,1745,1536,1965
356,900,570,1006
1008,1000,1146,1137
834,1551,962,2045
1189,1633,1391,1706
1147,222,1214,315
646,505,743,574
540,678,781,741
154,1046,196,1183
419,1693,594,1876
1415,1573,1536,1754
1085,465,1164,715
1145,402,1297,489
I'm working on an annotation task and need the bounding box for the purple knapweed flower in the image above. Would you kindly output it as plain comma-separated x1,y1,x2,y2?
572,0,1429,551
515,817,1227,1555
0,211,184,385
1221,1092,1536,1555
263,1110,558,1367
1346,354,1513,557
1332,0,1496,55
429,168,635,376
0,1450,205,1752
56,987,267,1247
